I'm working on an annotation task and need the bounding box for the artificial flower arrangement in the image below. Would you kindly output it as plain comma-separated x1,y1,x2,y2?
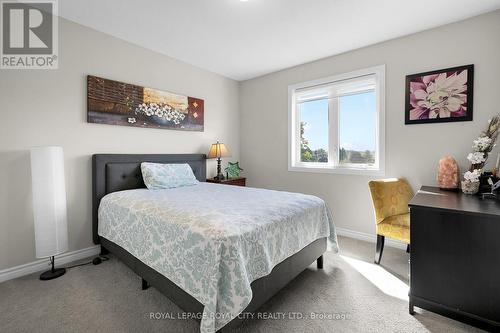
132,103,186,125
462,115,500,194
462,169,481,194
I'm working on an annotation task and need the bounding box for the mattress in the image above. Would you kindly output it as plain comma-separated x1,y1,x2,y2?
98,182,337,332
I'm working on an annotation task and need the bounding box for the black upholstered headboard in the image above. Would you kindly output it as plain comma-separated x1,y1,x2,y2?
92,154,206,244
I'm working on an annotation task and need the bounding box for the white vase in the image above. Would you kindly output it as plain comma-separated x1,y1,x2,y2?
461,180,480,195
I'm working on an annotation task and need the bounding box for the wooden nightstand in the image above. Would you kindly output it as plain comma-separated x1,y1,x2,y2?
206,177,246,187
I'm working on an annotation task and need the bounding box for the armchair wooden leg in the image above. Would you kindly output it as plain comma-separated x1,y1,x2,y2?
375,235,385,264
406,244,410,253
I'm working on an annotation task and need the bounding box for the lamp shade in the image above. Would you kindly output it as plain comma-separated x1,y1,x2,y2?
30,146,68,258
207,141,231,159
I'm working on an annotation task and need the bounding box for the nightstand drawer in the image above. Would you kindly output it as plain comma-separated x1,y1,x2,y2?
206,177,246,187
225,178,246,187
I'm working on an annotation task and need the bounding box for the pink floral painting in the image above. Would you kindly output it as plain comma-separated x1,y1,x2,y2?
405,65,473,124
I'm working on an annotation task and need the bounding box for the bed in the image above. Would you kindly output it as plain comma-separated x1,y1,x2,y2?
92,154,337,332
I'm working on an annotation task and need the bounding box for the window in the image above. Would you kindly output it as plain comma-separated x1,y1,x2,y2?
288,65,385,175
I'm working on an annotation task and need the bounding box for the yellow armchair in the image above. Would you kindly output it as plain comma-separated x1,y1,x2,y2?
368,178,413,264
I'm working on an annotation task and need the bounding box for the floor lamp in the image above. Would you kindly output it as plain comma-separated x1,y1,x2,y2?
30,146,69,280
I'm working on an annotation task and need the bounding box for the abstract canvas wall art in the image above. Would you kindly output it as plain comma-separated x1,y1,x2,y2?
405,65,473,125
87,76,204,131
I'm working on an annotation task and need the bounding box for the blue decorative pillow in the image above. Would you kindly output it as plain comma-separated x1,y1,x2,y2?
141,163,199,190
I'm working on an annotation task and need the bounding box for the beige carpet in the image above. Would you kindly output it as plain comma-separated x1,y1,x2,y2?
0,236,484,333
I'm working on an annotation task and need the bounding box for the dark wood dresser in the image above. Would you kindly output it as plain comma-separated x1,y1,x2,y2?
409,186,500,331
206,177,246,187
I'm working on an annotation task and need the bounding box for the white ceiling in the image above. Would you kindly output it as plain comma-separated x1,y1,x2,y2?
59,0,500,81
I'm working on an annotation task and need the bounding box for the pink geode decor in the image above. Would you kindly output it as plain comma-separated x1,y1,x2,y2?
437,155,459,190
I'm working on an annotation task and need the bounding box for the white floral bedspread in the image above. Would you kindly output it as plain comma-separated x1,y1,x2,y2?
98,182,338,332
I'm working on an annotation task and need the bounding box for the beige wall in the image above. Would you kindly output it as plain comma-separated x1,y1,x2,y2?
239,11,500,236
2,10,499,271
0,18,240,270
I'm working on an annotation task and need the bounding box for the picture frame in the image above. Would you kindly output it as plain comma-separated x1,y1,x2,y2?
405,64,474,125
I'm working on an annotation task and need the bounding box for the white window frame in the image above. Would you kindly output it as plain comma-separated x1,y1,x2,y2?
288,65,385,176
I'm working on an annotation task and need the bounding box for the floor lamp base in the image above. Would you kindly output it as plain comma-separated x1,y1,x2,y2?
40,267,66,280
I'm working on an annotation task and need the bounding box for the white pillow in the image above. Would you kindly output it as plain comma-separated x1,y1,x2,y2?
141,162,199,190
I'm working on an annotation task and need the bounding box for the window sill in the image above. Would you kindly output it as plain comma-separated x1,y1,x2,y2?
288,165,385,176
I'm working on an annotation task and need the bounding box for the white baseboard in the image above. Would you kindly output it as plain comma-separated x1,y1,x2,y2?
0,228,404,283
336,227,407,250
0,245,101,283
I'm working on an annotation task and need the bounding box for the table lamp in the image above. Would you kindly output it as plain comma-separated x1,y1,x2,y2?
207,141,231,180
30,146,69,280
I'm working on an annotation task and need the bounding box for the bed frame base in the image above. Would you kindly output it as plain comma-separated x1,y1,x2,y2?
100,236,326,331
317,255,324,269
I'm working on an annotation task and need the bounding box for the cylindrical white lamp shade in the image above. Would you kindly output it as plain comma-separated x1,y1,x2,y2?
30,146,68,258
